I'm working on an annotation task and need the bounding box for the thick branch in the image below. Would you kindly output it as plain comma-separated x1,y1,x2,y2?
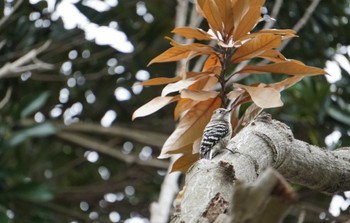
227,113,350,193
172,114,350,222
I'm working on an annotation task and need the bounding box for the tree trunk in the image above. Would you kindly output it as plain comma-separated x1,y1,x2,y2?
171,113,350,223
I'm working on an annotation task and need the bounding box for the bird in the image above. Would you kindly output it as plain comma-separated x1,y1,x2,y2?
200,107,232,159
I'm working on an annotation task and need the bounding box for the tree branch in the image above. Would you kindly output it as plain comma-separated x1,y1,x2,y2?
171,113,350,222
56,122,168,148
57,132,169,169
227,113,350,193
263,0,283,29
150,157,181,223
279,0,321,51
0,40,54,79
0,0,24,31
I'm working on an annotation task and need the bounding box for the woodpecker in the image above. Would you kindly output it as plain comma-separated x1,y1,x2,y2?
200,108,232,159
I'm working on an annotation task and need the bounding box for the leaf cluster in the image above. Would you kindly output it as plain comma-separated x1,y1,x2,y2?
133,0,327,172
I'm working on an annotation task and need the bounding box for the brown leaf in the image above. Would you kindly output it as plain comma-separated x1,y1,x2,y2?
269,76,304,91
240,103,263,126
190,75,218,91
231,34,282,63
227,89,244,101
232,0,250,36
238,60,328,76
181,89,219,101
233,6,262,41
202,0,223,37
234,83,283,108
162,79,197,96
170,152,199,173
172,75,218,120
258,29,297,39
132,96,179,120
202,54,221,73
159,97,221,157
148,38,215,66
174,98,197,121
216,0,235,35
172,27,212,41
257,50,287,63
235,29,296,47
137,77,181,86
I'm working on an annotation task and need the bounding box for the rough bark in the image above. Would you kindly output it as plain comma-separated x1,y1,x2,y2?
172,113,350,223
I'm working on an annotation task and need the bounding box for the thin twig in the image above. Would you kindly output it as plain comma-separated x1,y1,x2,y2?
30,201,90,222
280,0,321,51
57,132,169,169
0,87,12,109
0,40,53,79
0,0,24,31
263,0,284,29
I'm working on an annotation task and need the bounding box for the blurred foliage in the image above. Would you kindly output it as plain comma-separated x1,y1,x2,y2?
0,0,349,222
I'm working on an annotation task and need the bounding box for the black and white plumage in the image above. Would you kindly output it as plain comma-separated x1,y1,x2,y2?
200,108,232,159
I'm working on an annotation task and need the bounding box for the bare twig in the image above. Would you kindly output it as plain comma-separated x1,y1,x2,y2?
0,87,12,109
263,0,284,29
0,40,54,79
0,0,24,30
30,201,90,222
280,0,321,51
150,156,182,223
56,122,168,147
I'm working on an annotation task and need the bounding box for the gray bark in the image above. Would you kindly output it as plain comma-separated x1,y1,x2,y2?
172,113,350,223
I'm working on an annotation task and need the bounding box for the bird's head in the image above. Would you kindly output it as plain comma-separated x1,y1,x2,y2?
211,108,232,122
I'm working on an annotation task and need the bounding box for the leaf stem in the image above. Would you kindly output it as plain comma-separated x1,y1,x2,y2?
218,47,234,107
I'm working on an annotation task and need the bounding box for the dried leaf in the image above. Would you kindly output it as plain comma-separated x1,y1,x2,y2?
159,97,221,157
231,34,282,63
232,0,250,35
132,96,179,120
235,29,296,47
161,79,196,96
216,0,235,35
258,29,297,39
234,83,283,108
203,0,223,37
192,138,201,154
227,89,244,101
181,89,219,101
269,76,304,91
170,153,199,173
174,98,197,121
148,39,215,66
172,75,218,120
233,6,262,41
137,77,181,86
188,75,218,91
257,50,287,63
238,60,328,76
203,54,221,73
240,103,263,126
172,27,212,40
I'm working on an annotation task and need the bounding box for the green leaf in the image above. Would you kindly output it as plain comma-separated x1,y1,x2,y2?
5,182,54,201
7,123,56,147
327,107,350,125
20,92,50,118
